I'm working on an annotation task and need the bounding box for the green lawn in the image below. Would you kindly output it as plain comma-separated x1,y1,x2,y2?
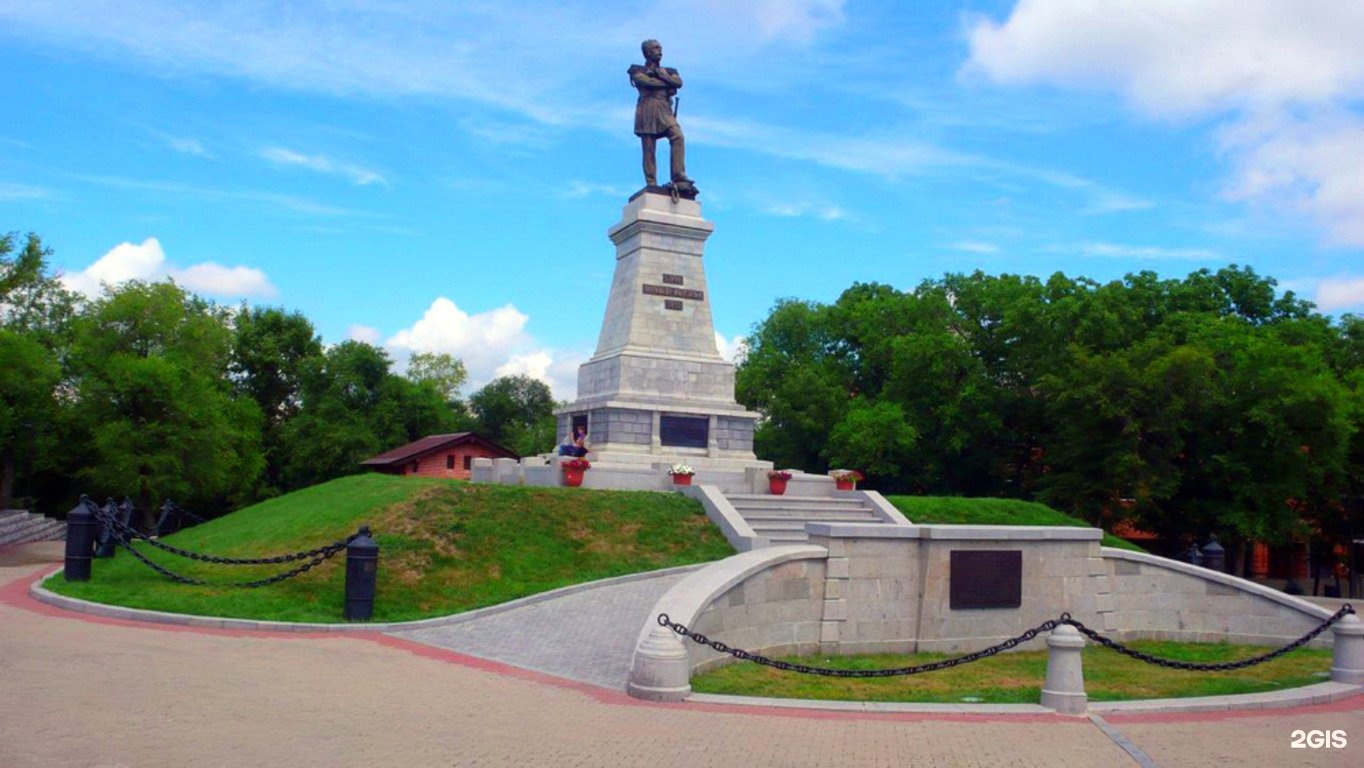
48,474,734,623
47,478,1140,624
888,495,1143,551
690,641,1331,702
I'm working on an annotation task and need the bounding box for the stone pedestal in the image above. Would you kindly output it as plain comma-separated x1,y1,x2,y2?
555,190,764,469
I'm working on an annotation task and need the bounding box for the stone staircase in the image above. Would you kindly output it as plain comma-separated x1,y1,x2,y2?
0,510,66,549
724,493,884,545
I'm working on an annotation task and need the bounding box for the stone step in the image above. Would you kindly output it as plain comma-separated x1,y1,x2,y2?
726,494,868,509
761,531,813,544
0,512,49,538
0,516,66,548
739,509,880,522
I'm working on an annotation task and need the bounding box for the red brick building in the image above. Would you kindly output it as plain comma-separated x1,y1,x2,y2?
360,433,518,480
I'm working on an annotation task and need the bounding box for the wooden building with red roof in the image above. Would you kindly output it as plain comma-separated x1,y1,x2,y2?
360,433,519,480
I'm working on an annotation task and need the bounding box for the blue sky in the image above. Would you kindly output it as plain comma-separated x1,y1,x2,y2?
5,1,1363,399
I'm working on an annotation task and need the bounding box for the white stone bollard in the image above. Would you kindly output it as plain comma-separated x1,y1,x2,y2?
1330,613,1364,685
1040,623,1088,715
627,625,692,701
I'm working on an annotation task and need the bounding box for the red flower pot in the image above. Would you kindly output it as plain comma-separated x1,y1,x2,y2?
768,476,789,495
563,468,585,487
835,479,855,491
672,474,693,486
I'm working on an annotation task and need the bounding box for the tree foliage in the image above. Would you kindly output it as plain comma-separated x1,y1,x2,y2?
68,282,264,525
738,266,1362,553
469,374,556,456
278,341,463,490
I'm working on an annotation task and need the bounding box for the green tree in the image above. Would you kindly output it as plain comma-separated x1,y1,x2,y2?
279,341,462,488
0,330,60,509
469,374,555,456
825,399,917,481
406,351,468,403
737,299,852,471
0,231,76,343
69,282,263,526
230,306,323,497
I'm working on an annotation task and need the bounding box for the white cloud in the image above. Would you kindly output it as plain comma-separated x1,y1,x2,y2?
382,297,591,399
949,240,1001,255
260,147,386,186
566,181,633,199
696,0,845,44
1082,191,1153,215
495,351,554,381
964,1,1364,119
1315,277,1364,312
0,1,847,131
0,181,53,201
165,135,211,158
964,1,1364,245
59,237,278,298
348,324,382,344
385,297,532,383
761,201,847,221
173,263,277,298
1219,112,1364,246
714,332,748,364
1074,242,1218,261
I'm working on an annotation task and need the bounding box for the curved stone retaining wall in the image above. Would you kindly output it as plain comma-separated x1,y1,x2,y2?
629,524,1340,699
1102,548,1331,646
627,545,826,698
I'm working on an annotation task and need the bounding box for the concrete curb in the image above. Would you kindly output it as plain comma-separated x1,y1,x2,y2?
687,681,1362,715
28,561,706,633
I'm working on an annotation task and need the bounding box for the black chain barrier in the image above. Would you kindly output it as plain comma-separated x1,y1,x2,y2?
658,613,1061,678
85,497,358,588
658,603,1356,678
1064,604,1356,671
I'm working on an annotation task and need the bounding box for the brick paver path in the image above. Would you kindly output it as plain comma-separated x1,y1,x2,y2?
387,570,686,688
3,542,1361,767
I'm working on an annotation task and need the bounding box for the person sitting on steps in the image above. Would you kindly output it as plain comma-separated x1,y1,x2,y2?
558,425,588,458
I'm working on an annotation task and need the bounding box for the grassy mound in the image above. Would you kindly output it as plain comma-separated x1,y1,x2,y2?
888,496,1143,551
48,474,733,623
691,641,1331,702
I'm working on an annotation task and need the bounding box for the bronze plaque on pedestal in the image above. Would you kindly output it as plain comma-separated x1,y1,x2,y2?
949,550,1022,609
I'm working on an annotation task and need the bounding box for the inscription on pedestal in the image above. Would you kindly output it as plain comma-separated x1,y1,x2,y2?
660,414,708,448
664,299,683,311
949,550,1022,609
662,273,684,285
643,284,704,301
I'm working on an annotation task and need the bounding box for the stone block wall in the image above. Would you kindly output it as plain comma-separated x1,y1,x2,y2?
632,528,1340,696
688,557,827,673
713,416,755,454
914,538,1104,652
1103,550,1331,647
806,525,1109,655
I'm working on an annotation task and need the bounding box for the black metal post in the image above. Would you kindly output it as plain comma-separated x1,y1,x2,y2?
1201,535,1226,573
94,498,117,558
344,525,379,622
1184,545,1204,566
64,497,97,581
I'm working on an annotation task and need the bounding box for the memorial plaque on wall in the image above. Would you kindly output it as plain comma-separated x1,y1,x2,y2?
949,550,1022,609
660,414,708,449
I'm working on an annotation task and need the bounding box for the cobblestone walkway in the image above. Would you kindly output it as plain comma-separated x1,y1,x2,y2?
387,570,688,688
6,542,1364,767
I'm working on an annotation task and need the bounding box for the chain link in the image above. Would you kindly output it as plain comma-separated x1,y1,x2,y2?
659,603,1355,678
1060,605,1355,671
85,497,358,588
90,496,354,565
658,613,1060,677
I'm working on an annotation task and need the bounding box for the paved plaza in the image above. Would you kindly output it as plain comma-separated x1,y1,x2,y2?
2,541,1361,767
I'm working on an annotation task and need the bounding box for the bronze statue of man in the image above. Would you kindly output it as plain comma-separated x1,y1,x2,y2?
629,39,693,193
